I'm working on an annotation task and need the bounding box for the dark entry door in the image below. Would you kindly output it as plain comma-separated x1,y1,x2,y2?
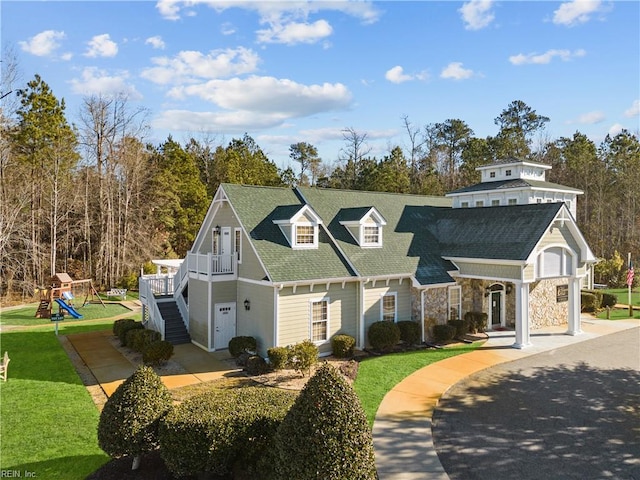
491,291,501,328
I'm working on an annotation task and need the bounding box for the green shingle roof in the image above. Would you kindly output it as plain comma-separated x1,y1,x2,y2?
221,184,563,286
448,178,582,195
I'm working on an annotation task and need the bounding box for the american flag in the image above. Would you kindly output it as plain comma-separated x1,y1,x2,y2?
627,259,635,287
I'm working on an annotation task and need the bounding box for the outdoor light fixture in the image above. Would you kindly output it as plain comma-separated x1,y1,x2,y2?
484,287,491,297
506,284,513,295
214,225,221,234
244,298,250,310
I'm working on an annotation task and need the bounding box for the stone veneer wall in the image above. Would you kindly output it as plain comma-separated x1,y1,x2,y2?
411,286,448,341
529,278,569,329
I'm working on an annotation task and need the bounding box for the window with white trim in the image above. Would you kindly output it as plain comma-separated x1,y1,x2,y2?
491,199,500,206
381,292,397,322
448,286,462,321
363,225,381,246
310,299,329,342
489,171,496,178
461,201,469,208
234,228,242,263
508,198,518,205
476,200,484,207
295,225,316,246
505,169,512,176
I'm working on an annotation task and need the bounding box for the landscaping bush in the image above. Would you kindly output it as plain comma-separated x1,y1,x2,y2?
118,320,144,346
447,319,469,338
397,320,421,345
143,340,174,366
464,311,488,333
113,318,136,337
272,363,377,480
581,292,597,312
130,328,161,353
287,340,318,377
98,365,172,470
267,346,289,371
246,355,269,375
368,321,401,352
159,387,296,478
228,336,257,358
432,324,456,343
331,334,356,358
601,292,618,309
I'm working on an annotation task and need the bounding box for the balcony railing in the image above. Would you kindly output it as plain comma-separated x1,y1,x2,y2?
187,252,237,278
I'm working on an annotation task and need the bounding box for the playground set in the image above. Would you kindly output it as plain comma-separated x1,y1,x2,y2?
35,273,105,319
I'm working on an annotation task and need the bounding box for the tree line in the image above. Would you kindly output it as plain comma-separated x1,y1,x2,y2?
1,70,638,299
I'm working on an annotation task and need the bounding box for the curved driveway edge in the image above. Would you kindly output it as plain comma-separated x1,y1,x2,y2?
372,318,640,480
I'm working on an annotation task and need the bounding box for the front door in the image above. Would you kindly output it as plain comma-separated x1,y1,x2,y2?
491,291,502,328
214,302,236,350
220,227,232,272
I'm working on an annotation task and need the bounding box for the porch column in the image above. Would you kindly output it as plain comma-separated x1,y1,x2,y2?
513,282,531,349
567,277,582,336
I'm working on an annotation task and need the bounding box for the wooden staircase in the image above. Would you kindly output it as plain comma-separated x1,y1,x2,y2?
35,300,51,318
157,301,191,345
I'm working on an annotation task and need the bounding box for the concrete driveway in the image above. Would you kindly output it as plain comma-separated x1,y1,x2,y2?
432,326,640,480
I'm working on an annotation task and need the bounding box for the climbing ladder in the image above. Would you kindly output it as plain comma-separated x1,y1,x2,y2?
35,299,51,318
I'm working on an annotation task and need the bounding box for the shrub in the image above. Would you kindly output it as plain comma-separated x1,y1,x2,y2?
267,347,289,371
143,340,174,366
432,324,456,343
272,363,376,480
331,334,356,358
447,319,469,338
397,321,421,345
601,292,618,309
246,355,269,375
581,292,598,312
159,387,296,478
97,365,172,469
113,318,136,337
228,336,257,358
368,321,401,352
464,311,488,333
130,328,161,353
287,340,318,377
118,320,144,346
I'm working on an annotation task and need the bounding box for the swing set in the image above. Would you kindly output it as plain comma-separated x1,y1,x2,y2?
34,273,105,319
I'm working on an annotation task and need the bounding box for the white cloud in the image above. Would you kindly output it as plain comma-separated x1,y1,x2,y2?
567,111,605,124
19,30,65,56
624,99,640,117
140,47,260,85
440,62,474,80
509,49,586,65
145,36,166,49
553,0,602,26
608,123,624,136
257,19,332,45
85,34,118,58
166,76,352,117
385,66,429,84
221,22,236,36
459,0,495,30
153,109,288,132
69,67,142,100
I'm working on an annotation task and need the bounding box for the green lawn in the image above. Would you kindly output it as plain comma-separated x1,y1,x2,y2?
354,342,481,426
1,302,135,326
0,321,116,479
604,288,640,306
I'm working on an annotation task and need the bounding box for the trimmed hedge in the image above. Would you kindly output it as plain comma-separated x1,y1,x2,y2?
246,355,269,375
368,321,401,352
397,321,421,345
464,311,488,334
272,363,377,480
432,324,456,343
581,289,603,312
228,336,257,358
331,334,356,358
118,320,144,346
143,340,174,366
159,387,297,478
267,347,289,371
98,365,172,464
601,292,618,308
287,340,318,377
447,319,469,338
130,328,161,353
113,318,136,337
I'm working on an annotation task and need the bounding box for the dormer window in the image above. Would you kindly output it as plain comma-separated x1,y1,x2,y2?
489,171,496,178
505,169,512,177
272,204,322,249
338,206,386,248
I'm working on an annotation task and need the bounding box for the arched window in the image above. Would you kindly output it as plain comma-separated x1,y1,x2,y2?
537,246,573,278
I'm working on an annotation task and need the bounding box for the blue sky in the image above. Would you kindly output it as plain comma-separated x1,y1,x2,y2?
2,0,639,170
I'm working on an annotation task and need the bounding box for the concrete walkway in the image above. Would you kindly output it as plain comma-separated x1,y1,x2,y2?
67,330,239,397
372,318,640,480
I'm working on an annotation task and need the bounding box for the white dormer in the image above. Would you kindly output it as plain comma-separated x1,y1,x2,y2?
272,204,323,249
339,207,387,248
478,158,551,182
